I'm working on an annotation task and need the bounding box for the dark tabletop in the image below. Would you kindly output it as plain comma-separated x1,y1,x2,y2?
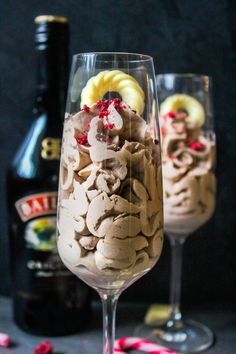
0,297,235,354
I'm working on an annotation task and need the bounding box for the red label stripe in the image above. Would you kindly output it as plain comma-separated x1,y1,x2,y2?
15,192,58,222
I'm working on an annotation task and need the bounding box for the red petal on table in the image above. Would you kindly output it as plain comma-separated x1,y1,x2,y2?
34,341,53,354
0,333,10,347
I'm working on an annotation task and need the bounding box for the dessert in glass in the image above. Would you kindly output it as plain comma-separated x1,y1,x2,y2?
57,53,164,354
136,74,216,353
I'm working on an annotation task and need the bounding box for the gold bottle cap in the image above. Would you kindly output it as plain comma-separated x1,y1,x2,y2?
34,15,68,24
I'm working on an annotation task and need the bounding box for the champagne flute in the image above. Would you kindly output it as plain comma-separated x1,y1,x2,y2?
136,74,216,353
57,53,164,354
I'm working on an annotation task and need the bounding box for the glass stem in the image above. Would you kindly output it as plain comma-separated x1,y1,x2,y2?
100,292,119,354
167,235,186,329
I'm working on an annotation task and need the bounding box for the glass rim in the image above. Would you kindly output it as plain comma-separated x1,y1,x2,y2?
156,73,212,80
72,52,153,63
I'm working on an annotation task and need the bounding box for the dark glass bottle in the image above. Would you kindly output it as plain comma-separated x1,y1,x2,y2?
7,15,91,336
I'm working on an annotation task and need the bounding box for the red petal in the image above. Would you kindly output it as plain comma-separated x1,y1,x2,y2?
82,104,90,113
75,134,88,145
167,111,175,118
34,341,53,354
188,140,206,151
104,123,115,130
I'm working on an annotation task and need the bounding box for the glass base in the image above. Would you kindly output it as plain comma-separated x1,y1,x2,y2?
135,319,214,353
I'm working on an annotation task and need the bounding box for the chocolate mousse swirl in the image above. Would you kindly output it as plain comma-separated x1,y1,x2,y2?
58,99,163,274
161,110,216,235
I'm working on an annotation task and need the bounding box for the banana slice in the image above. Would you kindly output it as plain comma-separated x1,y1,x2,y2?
80,70,145,115
160,94,205,128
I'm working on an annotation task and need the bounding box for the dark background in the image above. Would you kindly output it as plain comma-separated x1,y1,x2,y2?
0,0,236,306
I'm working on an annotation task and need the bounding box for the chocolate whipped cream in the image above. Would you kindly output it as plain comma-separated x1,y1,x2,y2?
57,99,163,281
161,111,216,235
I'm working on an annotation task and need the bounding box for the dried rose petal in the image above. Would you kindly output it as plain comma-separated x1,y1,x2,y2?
0,333,10,347
112,98,125,109
99,100,110,109
99,109,109,118
96,99,126,119
96,100,102,108
112,98,121,104
104,123,115,130
75,134,88,145
188,140,206,151
82,104,90,113
34,341,53,354
166,111,176,118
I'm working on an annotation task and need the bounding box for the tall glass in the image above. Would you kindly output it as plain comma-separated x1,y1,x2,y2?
57,53,164,354
136,74,216,353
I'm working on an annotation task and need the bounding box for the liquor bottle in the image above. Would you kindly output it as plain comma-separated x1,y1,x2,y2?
7,15,91,336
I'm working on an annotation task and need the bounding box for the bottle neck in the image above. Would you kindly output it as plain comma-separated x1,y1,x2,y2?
35,41,68,125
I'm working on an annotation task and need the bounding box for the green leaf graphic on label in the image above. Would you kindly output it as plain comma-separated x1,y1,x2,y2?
25,216,56,251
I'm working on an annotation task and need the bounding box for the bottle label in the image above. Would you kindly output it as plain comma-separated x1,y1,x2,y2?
41,137,61,160
25,216,57,251
15,192,58,222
